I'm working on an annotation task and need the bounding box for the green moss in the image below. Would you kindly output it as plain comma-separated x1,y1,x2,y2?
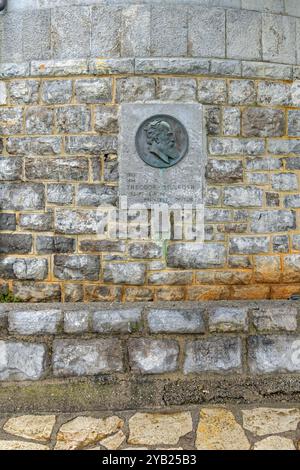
0,291,21,303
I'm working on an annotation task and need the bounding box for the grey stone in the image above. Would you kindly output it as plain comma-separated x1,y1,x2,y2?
80,239,125,253
188,6,225,58
288,110,300,136
0,258,48,280
54,255,100,280
36,236,75,254
227,9,262,60
242,60,293,79
121,5,150,56
272,173,298,191
94,106,118,134
56,106,91,133
246,157,282,170
248,335,300,373
266,192,280,207
223,107,240,136
157,78,196,101
13,282,61,302
209,307,248,332
116,77,155,102
258,81,291,105
92,308,142,333
242,108,285,137
270,140,300,155
205,209,232,222
53,339,123,377
103,262,146,285
242,0,284,13
204,187,221,206
205,106,221,136
292,234,300,250
262,14,296,64
198,79,227,104
9,80,39,105
135,58,210,75
76,184,118,206
209,138,264,155
55,209,107,234
19,213,53,231
229,236,270,254
128,242,162,259
0,62,29,79
0,234,32,254
41,80,72,104
25,107,54,135
128,338,179,374
250,210,296,232
228,79,256,105
6,137,61,156
75,78,112,104
210,58,241,76
247,172,269,185
25,157,89,181
224,187,263,207
273,235,289,253
0,183,44,210
31,59,88,77
285,194,300,208
184,337,242,373
150,5,187,57
283,254,300,282
0,157,22,181
252,306,298,332
0,108,23,135
64,310,89,333
0,341,47,381
8,309,62,335
0,214,16,231
148,271,193,285
88,58,134,75
64,285,83,302
228,255,252,268
65,136,117,154
148,309,205,334
0,81,7,105
46,184,74,205
167,243,226,269
91,5,122,57
51,6,91,59
206,159,243,183
285,0,300,16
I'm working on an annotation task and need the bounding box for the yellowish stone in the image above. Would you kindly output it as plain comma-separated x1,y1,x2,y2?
55,416,123,450
196,408,250,450
100,430,126,450
3,415,56,442
128,412,192,446
242,408,300,436
0,440,49,450
254,436,296,450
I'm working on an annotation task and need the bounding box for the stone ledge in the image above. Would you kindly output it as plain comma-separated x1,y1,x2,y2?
0,58,297,81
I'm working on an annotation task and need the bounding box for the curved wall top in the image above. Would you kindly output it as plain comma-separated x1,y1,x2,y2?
0,0,300,66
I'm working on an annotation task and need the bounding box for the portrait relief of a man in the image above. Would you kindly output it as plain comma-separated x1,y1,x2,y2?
144,119,180,165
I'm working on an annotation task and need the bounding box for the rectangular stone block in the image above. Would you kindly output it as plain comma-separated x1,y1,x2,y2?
0,62,29,79
6,137,61,156
25,107,54,135
65,136,117,155
184,337,242,373
55,209,107,234
128,242,162,259
188,7,225,58
75,79,112,104
88,58,134,75
228,79,256,105
0,157,22,181
103,262,146,285
0,108,23,135
223,108,241,136
76,184,117,207
128,338,179,374
288,110,300,136
227,9,262,60
206,159,243,183
46,184,74,205
258,81,291,106
283,254,300,282
157,78,196,102
94,106,118,134
0,341,47,381
12,282,61,303
229,236,270,254
209,307,248,332
53,339,123,377
51,7,91,60
121,5,150,56
56,106,91,134
19,212,53,232
79,239,125,253
248,335,300,373
150,6,187,57
250,210,296,233
64,310,89,333
116,77,155,103
0,81,7,105
209,138,265,155
0,258,48,281
54,255,100,280
148,309,205,334
0,234,32,254
252,306,298,332
91,5,122,57
0,214,16,231
0,183,44,210
135,58,210,75
41,80,72,104
224,187,263,207
198,79,227,104
31,59,88,77
167,243,226,269
92,308,142,334
272,173,298,191
25,157,89,181
8,309,62,335
36,236,75,254
242,108,285,137
262,14,296,64
9,80,39,105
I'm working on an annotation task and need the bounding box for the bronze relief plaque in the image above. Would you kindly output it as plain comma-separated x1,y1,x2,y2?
135,115,189,169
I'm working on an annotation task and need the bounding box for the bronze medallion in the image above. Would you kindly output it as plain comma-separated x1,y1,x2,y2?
135,115,189,169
